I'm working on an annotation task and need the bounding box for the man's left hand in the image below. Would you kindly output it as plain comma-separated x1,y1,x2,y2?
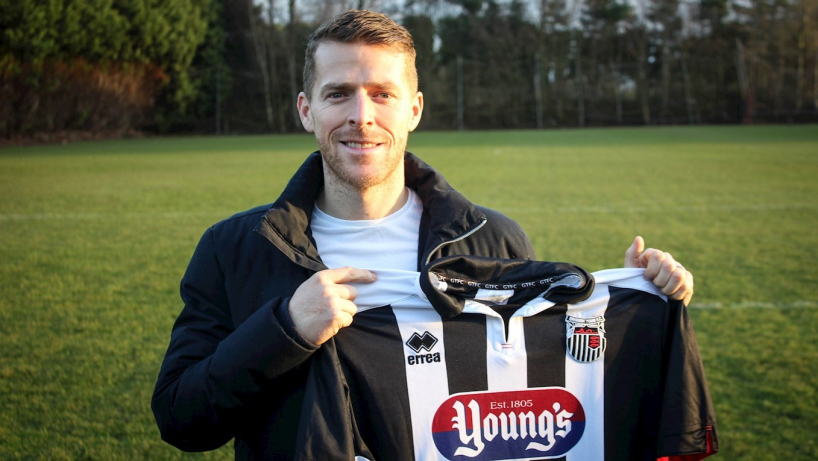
624,236,694,306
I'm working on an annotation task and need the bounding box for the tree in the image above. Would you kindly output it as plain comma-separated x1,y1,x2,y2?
0,0,211,137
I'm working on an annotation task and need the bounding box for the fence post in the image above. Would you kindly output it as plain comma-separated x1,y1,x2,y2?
457,55,464,131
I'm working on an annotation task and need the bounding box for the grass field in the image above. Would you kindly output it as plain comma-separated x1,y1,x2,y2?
1,125,816,459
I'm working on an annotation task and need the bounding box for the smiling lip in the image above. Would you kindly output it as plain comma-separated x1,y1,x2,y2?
342,141,381,149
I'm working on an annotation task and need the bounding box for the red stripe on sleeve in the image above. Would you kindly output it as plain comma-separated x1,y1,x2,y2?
656,427,716,461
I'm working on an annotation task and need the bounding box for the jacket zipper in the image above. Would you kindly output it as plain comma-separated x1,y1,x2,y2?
424,218,487,265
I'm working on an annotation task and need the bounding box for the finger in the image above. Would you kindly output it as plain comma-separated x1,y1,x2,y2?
329,300,359,336
327,282,360,302
337,306,356,326
653,252,678,289
673,271,694,306
323,266,378,284
641,249,666,279
314,310,356,345
661,266,687,299
624,236,645,268
333,297,359,316
682,276,694,306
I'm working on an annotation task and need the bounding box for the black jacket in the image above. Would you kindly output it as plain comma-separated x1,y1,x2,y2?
151,151,535,459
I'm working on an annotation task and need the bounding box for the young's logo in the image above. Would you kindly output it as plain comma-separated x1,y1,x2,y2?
431,388,584,460
406,331,440,366
566,315,607,363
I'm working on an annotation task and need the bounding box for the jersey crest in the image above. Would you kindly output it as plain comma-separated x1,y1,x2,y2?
431,388,585,460
566,315,607,363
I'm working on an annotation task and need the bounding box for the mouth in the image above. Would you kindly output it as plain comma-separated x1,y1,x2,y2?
342,141,382,149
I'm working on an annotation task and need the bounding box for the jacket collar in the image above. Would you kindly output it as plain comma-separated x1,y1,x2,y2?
254,151,486,271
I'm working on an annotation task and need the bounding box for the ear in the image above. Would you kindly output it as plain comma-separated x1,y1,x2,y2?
297,92,314,133
408,91,424,132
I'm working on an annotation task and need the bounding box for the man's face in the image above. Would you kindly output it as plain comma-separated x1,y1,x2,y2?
297,42,423,192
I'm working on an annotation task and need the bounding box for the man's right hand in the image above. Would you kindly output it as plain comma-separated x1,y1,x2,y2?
289,266,377,346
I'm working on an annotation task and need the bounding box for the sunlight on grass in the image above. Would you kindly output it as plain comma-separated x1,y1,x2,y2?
1,125,817,459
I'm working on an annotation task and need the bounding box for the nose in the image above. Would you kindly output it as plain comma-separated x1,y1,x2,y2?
348,92,374,128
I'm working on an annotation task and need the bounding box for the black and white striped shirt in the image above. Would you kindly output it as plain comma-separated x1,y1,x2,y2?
295,256,718,461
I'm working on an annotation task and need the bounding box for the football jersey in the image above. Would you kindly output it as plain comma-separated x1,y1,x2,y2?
294,256,718,461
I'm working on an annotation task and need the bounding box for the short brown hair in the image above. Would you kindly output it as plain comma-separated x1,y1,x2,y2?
302,10,418,99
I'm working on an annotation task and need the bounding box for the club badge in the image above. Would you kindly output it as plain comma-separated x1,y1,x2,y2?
566,315,607,363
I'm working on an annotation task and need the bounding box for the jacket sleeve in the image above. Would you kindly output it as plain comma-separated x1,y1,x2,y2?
151,227,316,452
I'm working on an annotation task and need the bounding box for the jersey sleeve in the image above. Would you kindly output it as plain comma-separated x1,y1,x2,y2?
656,300,719,459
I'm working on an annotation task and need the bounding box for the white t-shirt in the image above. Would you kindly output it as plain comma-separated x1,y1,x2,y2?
310,188,423,271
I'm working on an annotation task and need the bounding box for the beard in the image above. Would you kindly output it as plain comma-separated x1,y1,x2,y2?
318,128,406,191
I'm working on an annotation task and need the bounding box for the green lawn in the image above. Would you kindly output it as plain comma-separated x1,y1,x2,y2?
1,125,816,459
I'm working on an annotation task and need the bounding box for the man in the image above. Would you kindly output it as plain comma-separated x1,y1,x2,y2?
152,10,694,459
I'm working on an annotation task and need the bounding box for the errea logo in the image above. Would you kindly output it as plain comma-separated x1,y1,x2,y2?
405,331,441,366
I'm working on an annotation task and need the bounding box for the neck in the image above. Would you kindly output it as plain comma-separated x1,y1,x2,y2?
317,174,408,221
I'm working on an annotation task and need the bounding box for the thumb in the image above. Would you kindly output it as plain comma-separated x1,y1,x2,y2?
624,236,645,268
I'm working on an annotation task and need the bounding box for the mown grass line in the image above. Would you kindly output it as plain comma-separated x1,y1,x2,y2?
1,125,816,459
